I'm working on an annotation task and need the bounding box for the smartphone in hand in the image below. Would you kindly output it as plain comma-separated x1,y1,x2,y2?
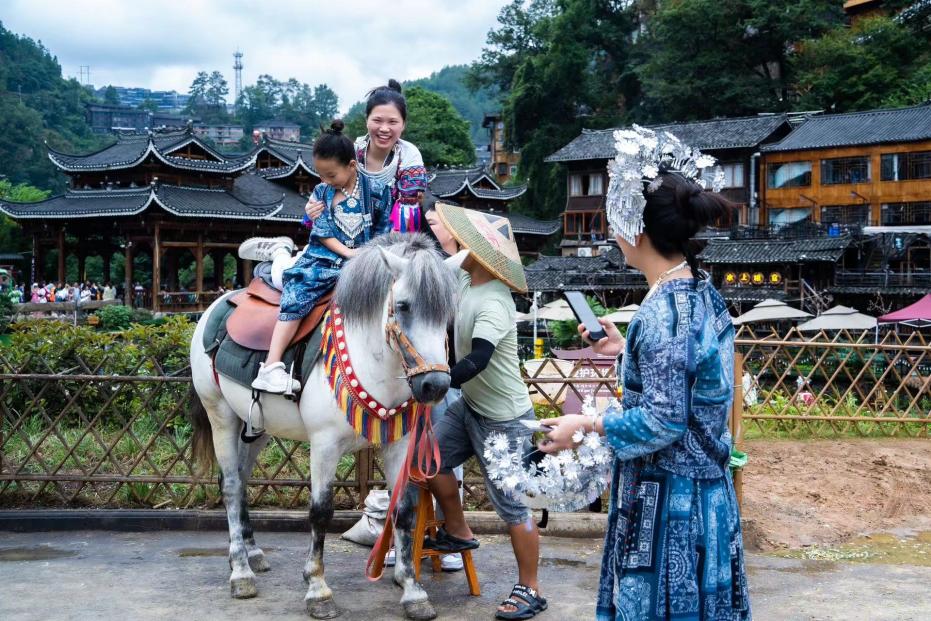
564,291,607,341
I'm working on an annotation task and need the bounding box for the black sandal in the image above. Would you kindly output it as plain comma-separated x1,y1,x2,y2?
495,584,547,620
423,527,480,553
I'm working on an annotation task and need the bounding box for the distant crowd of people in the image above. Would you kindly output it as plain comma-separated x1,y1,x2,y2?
9,281,121,304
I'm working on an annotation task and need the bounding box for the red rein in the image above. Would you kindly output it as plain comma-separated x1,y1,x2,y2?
365,403,441,581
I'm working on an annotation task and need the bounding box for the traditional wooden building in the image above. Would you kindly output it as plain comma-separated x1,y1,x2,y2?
428,167,558,256
759,103,931,228
757,104,931,309
482,112,521,185
0,127,312,312
545,115,795,256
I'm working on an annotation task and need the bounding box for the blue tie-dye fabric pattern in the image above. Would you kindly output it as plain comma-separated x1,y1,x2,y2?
279,173,392,321
595,277,751,621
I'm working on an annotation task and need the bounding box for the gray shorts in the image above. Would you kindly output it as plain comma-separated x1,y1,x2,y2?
433,396,534,525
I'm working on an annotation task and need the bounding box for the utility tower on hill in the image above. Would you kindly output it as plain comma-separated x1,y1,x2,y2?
233,50,243,112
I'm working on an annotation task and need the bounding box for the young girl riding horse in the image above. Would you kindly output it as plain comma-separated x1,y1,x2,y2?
242,120,392,394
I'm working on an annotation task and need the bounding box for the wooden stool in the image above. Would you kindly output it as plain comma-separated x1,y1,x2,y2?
409,485,480,596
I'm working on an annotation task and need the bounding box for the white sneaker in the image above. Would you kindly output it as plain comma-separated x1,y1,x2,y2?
441,553,463,572
251,361,301,394
238,236,295,262
385,549,396,567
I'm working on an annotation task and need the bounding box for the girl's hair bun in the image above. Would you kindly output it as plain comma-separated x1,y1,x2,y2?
328,119,345,135
386,79,402,93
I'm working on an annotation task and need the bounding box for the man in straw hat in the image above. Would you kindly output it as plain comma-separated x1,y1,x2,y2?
424,202,547,620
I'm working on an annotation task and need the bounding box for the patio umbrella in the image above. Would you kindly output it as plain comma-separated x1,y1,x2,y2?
534,299,577,321
732,299,812,325
601,304,640,324
878,293,931,328
798,305,877,332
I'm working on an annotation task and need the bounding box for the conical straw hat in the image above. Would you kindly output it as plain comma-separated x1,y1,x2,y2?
435,202,528,293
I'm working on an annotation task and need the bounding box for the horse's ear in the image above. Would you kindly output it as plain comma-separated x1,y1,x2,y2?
377,246,410,278
444,249,470,272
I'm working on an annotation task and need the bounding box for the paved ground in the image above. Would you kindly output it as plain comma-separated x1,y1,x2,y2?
1,530,930,620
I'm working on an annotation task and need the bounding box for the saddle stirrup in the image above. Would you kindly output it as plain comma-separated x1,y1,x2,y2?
284,360,298,398
243,389,266,442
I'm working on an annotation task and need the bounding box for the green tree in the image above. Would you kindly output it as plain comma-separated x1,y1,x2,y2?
138,97,159,113
471,0,638,218
403,87,474,167
793,15,929,112
0,22,105,191
103,85,119,104
205,70,228,107
634,0,844,122
0,180,50,254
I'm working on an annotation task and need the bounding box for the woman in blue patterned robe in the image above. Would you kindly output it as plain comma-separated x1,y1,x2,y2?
541,172,751,620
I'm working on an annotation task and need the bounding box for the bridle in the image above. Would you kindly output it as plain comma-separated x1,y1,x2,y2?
384,284,450,387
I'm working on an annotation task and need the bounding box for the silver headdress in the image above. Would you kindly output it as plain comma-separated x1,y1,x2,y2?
605,124,725,244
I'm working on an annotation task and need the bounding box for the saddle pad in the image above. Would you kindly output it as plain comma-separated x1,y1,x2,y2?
215,323,325,390
202,290,239,354
226,278,332,351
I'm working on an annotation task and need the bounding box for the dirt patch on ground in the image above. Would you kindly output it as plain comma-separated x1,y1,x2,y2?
741,438,931,551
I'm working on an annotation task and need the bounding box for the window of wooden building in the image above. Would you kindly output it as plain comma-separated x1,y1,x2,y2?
767,161,811,189
880,150,931,181
703,163,744,188
569,173,605,197
821,204,870,225
820,156,871,185
882,201,931,225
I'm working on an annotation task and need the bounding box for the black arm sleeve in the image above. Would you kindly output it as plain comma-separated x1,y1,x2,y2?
449,338,495,389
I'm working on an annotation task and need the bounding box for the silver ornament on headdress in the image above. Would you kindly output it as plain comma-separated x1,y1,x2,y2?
605,124,725,245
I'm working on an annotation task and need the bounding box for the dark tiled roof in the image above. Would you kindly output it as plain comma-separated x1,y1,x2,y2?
259,138,314,165
269,185,310,222
546,115,791,162
762,104,931,152
0,187,152,219
698,235,852,264
429,167,498,195
1,174,284,221
477,211,559,236
428,167,528,201
48,129,256,173
525,248,643,291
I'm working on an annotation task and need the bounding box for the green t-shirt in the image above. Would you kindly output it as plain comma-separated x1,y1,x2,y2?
454,271,533,421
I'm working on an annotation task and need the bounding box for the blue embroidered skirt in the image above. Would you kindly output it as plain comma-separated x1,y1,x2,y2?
279,253,340,322
597,461,751,621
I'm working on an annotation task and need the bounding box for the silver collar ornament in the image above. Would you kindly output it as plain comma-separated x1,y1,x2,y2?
605,124,725,245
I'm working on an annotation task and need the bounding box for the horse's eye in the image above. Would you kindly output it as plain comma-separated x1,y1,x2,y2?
397,301,411,313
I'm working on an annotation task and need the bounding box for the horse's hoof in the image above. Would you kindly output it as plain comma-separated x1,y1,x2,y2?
230,576,258,599
403,600,437,621
306,596,340,619
248,551,270,573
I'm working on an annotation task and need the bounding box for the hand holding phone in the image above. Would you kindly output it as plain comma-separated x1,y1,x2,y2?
520,419,552,433
564,291,607,341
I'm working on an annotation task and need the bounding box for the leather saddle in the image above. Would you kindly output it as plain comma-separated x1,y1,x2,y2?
226,278,333,351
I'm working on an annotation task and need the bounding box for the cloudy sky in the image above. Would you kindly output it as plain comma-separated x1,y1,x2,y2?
2,0,505,112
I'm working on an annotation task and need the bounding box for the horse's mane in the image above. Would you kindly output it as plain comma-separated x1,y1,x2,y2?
334,232,457,327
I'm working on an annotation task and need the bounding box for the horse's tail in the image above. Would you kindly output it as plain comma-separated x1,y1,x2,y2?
187,385,216,475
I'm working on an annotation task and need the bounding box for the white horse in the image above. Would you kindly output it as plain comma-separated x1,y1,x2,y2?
188,233,463,620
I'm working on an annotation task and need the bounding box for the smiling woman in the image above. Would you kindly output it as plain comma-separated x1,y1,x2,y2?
354,79,428,233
